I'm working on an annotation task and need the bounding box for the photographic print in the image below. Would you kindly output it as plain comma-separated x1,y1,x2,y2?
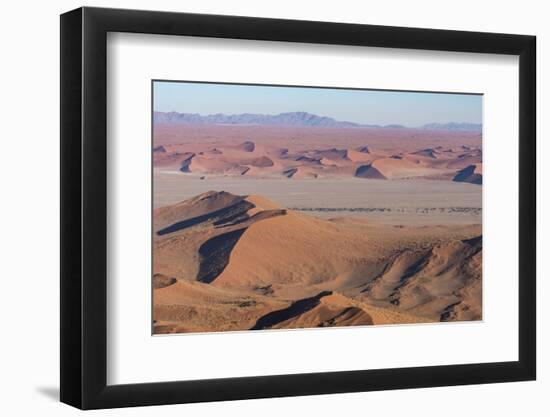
152,81,482,335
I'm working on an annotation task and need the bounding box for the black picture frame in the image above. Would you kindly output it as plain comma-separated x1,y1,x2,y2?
60,6,536,410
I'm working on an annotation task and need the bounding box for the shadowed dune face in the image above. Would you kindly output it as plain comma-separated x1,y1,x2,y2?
156,200,255,235
251,291,375,330
453,163,483,185
236,140,255,152
153,190,482,334
355,164,387,179
153,124,481,182
251,291,335,330
197,229,247,284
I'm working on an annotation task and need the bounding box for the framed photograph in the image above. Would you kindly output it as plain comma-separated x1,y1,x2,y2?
60,6,536,409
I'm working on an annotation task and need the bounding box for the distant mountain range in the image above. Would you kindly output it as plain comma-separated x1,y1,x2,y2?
421,122,482,132
154,111,481,132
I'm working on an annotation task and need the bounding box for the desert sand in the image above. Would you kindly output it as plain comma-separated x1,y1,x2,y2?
153,124,482,183
153,191,481,334
152,123,482,334
153,174,481,225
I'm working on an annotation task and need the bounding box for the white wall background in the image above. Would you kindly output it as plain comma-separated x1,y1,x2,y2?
0,0,545,415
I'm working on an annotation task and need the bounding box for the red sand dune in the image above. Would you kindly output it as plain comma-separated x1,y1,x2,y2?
153,124,482,183
153,191,482,333
453,163,482,184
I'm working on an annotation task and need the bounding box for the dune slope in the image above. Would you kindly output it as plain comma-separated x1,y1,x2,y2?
153,124,482,182
153,191,482,333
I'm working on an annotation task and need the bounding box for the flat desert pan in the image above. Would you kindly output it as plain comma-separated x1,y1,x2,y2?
154,174,481,225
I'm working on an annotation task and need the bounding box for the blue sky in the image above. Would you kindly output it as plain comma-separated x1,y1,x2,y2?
153,81,482,127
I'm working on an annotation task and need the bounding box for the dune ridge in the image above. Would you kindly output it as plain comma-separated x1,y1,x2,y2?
153,191,482,333
153,124,482,183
